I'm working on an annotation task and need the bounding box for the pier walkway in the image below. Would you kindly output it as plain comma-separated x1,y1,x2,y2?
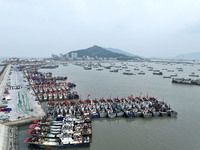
0,124,18,150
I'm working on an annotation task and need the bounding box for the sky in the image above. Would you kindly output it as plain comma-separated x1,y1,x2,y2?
0,0,200,58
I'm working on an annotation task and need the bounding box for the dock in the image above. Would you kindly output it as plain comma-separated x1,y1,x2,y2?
0,124,18,150
0,64,45,124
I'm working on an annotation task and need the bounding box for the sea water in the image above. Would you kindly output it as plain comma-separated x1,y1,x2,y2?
18,61,200,150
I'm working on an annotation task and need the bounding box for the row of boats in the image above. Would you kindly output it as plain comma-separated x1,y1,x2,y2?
24,96,177,149
38,91,79,101
25,115,92,148
25,70,79,101
172,78,200,85
45,96,178,119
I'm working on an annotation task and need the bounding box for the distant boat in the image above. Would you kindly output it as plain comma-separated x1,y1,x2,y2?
189,72,199,77
110,69,119,72
96,68,103,71
138,71,145,75
84,67,92,70
123,71,135,75
153,71,163,75
41,65,58,69
163,76,171,78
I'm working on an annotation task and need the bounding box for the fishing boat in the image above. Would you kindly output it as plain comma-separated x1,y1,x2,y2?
153,71,163,75
115,108,124,117
110,69,119,72
107,111,116,118
106,105,116,118
123,72,134,75
25,136,90,149
98,107,107,118
124,108,135,118
142,108,152,118
138,71,145,75
168,110,178,117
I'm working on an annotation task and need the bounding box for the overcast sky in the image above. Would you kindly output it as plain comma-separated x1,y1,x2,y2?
0,0,200,58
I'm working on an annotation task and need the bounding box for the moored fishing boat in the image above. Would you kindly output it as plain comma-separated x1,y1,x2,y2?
107,111,116,118
142,108,152,118
98,108,107,118
116,109,124,117
124,109,135,118
25,137,90,149
168,110,178,117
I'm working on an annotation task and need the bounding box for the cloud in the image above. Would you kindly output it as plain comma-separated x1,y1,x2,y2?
0,0,200,57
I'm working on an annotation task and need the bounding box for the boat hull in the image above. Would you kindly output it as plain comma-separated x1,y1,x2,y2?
30,142,90,149
125,112,134,118
134,112,142,117
168,111,178,117
108,113,116,118
116,111,124,117
142,113,152,118
99,113,107,118
91,114,100,118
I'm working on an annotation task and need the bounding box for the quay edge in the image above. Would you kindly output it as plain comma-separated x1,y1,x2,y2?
1,115,44,126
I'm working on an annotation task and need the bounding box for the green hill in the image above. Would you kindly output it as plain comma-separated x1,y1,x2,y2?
69,45,142,61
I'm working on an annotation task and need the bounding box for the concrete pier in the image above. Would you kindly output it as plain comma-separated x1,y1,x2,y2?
0,124,18,150
2,115,43,126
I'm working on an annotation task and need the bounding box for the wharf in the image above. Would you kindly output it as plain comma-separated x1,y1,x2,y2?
0,124,18,150
2,115,43,126
0,64,45,124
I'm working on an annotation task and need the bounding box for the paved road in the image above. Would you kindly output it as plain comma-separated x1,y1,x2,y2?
0,65,10,86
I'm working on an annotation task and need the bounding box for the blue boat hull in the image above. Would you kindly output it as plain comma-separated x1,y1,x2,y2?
91,114,100,118
125,113,135,118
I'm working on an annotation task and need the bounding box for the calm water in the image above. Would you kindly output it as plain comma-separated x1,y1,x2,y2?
19,61,200,150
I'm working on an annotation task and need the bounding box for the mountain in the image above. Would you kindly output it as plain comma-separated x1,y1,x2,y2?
106,48,137,57
69,45,142,61
175,52,200,60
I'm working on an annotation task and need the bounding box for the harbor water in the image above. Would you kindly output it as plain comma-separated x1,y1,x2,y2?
18,62,200,150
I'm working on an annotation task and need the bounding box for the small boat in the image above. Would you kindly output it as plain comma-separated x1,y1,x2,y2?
142,112,152,118
124,109,135,118
123,72,134,75
163,76,171,78
142,108,152,118
138,71,145,75
106,106,116,118
160,111,168,116
110,69,119,72
168,111,178,117
99,111,107,118
107,112,116,118
90,107,100,118
84,67,92,70
153,71,163,75
116,109,124,117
